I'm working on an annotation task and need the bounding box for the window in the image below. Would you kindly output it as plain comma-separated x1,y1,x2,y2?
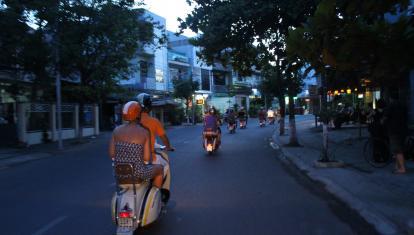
201,69,210,90
140,61,148,83
156,69,164,83
83,105,94,127
213,71,226,86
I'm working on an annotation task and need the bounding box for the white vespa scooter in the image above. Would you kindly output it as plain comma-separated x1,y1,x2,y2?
111,143,171,235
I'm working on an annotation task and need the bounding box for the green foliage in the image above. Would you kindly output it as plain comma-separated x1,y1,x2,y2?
0,0,158,103
180,0,319,76
172,78,199,102
287,0,414,86
181,0,318,113
168,106,185,125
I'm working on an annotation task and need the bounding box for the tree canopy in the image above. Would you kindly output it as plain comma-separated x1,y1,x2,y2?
180,0,319,76
287,0,414,89
0,0,160,102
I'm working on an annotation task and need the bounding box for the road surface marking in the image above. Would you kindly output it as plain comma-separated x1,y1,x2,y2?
32,216,67,235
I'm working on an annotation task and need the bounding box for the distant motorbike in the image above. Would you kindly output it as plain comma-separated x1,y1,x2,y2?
268,116,275,125
239,118,247,129
203,130,220,154
111,144,172,235
259,119,266,127
228,122,236,134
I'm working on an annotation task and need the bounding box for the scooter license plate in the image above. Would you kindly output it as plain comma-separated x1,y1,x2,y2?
119,218,134,227
207,145,213,152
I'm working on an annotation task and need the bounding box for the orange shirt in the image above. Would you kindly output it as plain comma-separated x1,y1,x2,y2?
140,112,166,153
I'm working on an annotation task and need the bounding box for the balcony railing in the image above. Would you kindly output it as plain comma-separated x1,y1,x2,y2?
213,85,228,94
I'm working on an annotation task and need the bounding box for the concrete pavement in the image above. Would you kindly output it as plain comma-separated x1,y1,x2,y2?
273,116,414,235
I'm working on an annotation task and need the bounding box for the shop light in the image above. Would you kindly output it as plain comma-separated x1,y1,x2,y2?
346,89,351,94
354,88,358,91
340,89,345,93
358,94,364,99
334,90,339,95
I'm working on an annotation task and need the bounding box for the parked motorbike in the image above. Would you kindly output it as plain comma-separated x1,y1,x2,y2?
203,130,219,154
111,144,171,235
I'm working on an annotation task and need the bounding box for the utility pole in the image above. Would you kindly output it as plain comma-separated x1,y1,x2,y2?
54,3,63,150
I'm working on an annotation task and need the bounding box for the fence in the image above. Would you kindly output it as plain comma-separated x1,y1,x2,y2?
17,103,99,145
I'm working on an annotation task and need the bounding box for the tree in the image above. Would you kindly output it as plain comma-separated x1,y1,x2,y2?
0,0,54,100
172,77,199,123
260,64,287,135
286,0,414,160
180,0,319,145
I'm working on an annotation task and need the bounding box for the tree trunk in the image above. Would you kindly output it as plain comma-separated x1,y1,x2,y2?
288,95,299,146
185,99,190,124
320,72,330,161
278,94,286,136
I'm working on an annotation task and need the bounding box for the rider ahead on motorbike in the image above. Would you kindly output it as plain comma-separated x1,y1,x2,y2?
109,101,163,188
227,108,237,125
238,106,247,122
203,107,221,146
267,107,275,118
258,107,267,122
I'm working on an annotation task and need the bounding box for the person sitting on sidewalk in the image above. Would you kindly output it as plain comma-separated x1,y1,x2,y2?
383,92,407,174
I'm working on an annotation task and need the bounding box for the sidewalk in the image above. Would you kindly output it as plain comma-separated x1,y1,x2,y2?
272,119,414,235
0,133,110,169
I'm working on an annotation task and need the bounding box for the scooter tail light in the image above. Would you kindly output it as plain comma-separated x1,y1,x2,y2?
119,211,133,218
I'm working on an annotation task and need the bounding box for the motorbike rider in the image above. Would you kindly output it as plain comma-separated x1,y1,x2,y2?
267,107,275,119
136,93,174,178
109,101,164,188
258,107,267,123
203,107,221,147
267,107,275,124
227,108,237,127
238,106,247,125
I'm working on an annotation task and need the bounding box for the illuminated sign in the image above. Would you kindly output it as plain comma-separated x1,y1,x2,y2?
196,99,204,105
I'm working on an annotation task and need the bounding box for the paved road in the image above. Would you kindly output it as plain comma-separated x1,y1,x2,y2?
0,117,377,235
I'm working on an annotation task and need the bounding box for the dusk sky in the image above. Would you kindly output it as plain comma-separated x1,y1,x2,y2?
143,0,196,37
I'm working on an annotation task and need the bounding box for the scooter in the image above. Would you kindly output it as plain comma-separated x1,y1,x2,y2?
239,119,247,129
228,122,236,134
111,144,171,235
203,130,219,154
259,119,266,127
268,116,275,125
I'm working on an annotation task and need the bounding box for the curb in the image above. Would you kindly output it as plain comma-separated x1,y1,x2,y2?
270,135,403,235
0,152,53,169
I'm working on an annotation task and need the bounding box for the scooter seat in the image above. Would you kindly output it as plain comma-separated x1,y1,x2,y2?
203,131,218,136
117,178,144,185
